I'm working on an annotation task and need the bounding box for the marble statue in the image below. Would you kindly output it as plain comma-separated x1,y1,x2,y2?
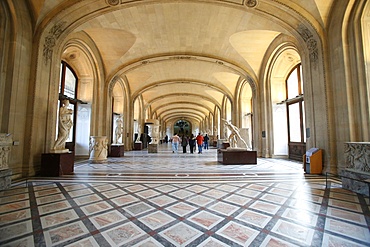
222,119,248,149
53,99,73,152
114,116,123,144
136,124,142,143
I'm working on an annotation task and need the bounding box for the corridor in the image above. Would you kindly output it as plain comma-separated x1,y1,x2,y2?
0,144,369,246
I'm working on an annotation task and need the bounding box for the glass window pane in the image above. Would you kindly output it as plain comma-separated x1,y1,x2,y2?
287,68,299,99
64,67,76,98
288,103,301,142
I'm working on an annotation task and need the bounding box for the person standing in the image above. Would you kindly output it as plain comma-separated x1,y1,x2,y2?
181,135,188,153
203,134,209,150
172,133,180,153
189,134,196,153
196,133,204,154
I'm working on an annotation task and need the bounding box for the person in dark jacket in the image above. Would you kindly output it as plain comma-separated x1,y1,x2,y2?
189,134,196,153
203,134,209,150
181,135,188,153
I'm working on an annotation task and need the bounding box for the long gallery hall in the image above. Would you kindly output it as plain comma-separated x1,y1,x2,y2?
1,144,369,246
1,1,370,246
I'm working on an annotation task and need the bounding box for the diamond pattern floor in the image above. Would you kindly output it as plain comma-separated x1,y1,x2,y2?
0,144,369,246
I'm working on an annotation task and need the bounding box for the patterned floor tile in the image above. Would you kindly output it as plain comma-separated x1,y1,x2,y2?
65,236,100,247
38,201,72,215
187,195,214,207
125,202,155,216
1,235,34,247
0,220,33,242
271,220,315,245
111,194,139,206
36,194,66,205
139,211,176,229
223,194,252,206
260,235,299,247
74,194,103,206
80,201,113,216
102,222,147,246
166,202,198,217
322,233,367,247
44,221,89,246
217,221,259,246
160,222,202,246
325,218,370,243
249,200,281,215
188,210,224,229
281,208,318,226
208,202,239,216
0,209,31,224
41,209,79,228
235,209,272,228
149,195,177,207
90,210,127,229
327,207,367,225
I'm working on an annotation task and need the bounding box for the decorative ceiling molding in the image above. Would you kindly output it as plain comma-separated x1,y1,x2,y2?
43,21,67,64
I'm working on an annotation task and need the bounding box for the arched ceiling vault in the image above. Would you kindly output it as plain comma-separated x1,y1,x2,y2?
31,0,336,127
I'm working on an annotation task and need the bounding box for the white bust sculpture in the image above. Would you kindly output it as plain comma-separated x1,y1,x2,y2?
53,99,73,152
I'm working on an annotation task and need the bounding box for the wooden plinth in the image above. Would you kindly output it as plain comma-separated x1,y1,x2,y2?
134,142,143,150
110,145,124,157
41,152,74,176
218,149,257,164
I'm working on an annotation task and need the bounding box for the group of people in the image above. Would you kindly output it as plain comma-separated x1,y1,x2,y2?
171,133,210,154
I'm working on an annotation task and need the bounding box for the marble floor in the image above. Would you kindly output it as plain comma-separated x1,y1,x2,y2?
0,144,369,247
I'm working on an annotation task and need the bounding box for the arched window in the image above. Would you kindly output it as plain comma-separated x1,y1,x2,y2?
58,61,78,146
286,64,305,160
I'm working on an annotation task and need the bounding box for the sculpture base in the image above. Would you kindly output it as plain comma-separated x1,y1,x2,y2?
49,149,69,153
148,143,158,153
110,144,124,157
341,169,370,197
41,152,74,176
218,148,257,164
0,169,12,191
134,142,143,150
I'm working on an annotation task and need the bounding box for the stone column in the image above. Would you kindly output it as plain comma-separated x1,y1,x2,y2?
0,133,12,190
89,136,108,163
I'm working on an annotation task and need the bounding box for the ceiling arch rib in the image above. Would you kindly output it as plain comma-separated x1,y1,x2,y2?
162,111,204,122
132,80,234,103
147,94,222,111
152,101,214,116
158,107,208,118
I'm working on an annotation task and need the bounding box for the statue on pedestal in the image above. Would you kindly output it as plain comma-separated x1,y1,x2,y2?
114,117,123,144
52,99,73,153
136,124,142,143
222,119,248,149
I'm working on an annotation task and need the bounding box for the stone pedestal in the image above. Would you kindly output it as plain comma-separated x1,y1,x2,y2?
148,143,158,153
89,136,108,163
341,142,370,196
41,152,74,176
110,144,124,157
217,139,227,148
218,148,257,164
0,133,12,190
0,169,12,190
134,142,143,150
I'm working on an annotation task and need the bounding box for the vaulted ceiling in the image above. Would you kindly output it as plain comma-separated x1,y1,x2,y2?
29,0,335,126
